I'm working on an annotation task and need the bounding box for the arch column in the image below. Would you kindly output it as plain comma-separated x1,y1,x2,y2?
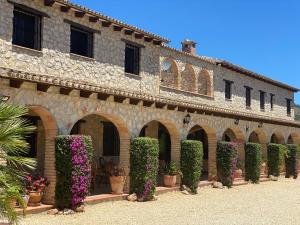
28,106,58,205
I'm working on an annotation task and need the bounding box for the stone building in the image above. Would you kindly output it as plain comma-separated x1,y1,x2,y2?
0,0,300,204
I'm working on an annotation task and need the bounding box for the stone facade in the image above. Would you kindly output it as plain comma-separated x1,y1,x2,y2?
0,0,300,205
295,105,300,121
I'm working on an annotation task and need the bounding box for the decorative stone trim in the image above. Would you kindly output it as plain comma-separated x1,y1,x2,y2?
1,66,300,128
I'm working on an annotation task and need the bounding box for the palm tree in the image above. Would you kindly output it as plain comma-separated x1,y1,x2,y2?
0,103,36,224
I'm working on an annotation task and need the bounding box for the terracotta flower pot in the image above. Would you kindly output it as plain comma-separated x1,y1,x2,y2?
9,198,17,208
235,169,243,178
110,176,126,194
163,175,177,187
28,191,43,206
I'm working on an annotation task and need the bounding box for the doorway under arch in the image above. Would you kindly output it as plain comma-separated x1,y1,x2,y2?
270,131,285,144
70,113,130,195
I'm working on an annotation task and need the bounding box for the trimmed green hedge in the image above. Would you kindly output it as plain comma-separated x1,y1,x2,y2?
181,140,203,193
267,144,287,177
245,143,262,183
217,142,237,187
55,135,93,209
285,144,300,179
130,137,159,201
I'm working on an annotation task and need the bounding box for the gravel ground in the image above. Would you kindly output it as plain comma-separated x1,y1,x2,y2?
21,178,300,225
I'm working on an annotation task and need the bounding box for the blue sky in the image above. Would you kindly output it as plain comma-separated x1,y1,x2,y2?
72,0,300,104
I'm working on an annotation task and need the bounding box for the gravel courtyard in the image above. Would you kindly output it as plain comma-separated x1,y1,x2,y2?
22,178,300,225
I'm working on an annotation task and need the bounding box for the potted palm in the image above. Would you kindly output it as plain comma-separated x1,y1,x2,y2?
26,175,49,206
163,162,181,187
109,165,126,194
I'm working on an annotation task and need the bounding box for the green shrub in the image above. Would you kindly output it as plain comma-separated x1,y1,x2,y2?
130,137,159,201
245,143,262,183
267,144,287,177
217,142,237,187
181,140,203,193
285,144,300,179
164,161,181,176
55,135,93,209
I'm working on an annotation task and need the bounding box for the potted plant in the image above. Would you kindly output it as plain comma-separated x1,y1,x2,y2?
234,159,244,178
109,165,126,194
163,162,181,187
26,175,49,206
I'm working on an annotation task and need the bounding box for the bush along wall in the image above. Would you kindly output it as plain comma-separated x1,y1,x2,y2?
217,142,238,188
181,140,203,193
267,144,287,177
55,135,93,209
130,137,159,201
245,143,262,183
285,144,300,179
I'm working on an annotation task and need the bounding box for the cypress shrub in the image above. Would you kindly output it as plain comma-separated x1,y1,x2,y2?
217,142,237,187
285,144,300,179
55,135,93,209
267,144,287,177
180,140,203,193
130,137,159,201
245,143,262,183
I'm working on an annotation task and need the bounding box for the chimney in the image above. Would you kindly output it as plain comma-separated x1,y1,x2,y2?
181,39,197,55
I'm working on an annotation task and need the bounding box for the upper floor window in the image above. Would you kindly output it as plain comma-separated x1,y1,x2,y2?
125,43,140,75
224,80,233,100
245,86,252,108
260,91,266,111
270,94,275,110
287,99,292,116
13,7,41,50
71,26,93,58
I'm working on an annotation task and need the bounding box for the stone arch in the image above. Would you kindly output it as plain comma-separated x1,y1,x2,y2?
180,64,196,92
161,58,180,89
187,123,217,180
248,128,268,160
198,69,212,96
270,131,285,144
287,132,300,144
138,119,180,186
222,127,245,169
69,112,131,193
27,105,58,205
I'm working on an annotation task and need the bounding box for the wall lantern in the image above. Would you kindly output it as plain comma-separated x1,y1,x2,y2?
234,118,240,125
183,114,191,125
0,93,10,102
258,121,263,128
246,125,250,132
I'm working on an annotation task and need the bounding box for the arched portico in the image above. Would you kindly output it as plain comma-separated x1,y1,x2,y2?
287,132,300,145
270,131,285,144
187,124,217,180
27,105,58,205
248,128,268,159
222,127,245,169
69,112,131,194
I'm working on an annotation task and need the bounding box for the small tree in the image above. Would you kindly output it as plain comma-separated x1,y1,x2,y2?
267,144,287,177
245,143,262,183
217,142,237,187
285,144,300,179
130,137,159,201
181,140,203,193
0,103,35,224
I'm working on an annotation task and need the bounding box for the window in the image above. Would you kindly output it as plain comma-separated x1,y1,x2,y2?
245,86,252,108
287,99,292,116
12,7,41,50
70,26,93,58
260,91,266,111
224,80,233,100
125,43,140,75
270,94,275,110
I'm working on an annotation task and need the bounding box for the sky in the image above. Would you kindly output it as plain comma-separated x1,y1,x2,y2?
72,0,300,104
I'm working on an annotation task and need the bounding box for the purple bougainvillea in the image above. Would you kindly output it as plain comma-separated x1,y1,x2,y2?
70,136,91,208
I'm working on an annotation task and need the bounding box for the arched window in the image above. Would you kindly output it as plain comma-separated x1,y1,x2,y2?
181,64,196,92
198,70,212,96
161,58,179,89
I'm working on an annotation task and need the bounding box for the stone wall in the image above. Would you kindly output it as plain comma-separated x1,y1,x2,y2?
295,105,300,121
0,0,296,123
